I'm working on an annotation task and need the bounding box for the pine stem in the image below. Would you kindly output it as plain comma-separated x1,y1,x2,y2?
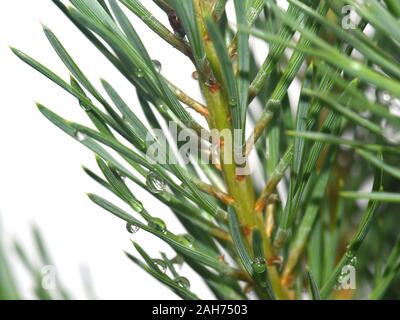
194,1,289,299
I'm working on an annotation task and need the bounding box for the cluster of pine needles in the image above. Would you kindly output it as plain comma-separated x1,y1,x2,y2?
6,0,400,299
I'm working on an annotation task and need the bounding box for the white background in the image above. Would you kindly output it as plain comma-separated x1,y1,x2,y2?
0,0,288,299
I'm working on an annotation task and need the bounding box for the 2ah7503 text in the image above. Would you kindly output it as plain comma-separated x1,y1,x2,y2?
152,304,248,317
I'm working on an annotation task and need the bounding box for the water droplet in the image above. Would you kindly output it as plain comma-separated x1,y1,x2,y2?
135,68,144,78
152,60,162,72
159,103,168,113
75,131,86,142
215,208,227,221
114,169,126,181
148,217,167,233
126,222,139,234
377,90,392,105
229,98,237,107
252,257,266,274
192,71,199,80
146,171,166,194
345,251,353,259
175,276,190,290
153,259,167,273
344,249,358,267
177,234,194,248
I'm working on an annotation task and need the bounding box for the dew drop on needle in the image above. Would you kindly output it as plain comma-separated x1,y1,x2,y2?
152,60,162,72
146,171,166,194
148,217,167,233
177,234,194,248
126,222,139,235
153,259,167,274
175,276,190,290
75,131,86,142
252,257,266,274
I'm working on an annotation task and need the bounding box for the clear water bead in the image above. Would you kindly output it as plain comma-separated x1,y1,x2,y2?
175,276,190,290
146,171,166,194
153,259,167,274
126,222,139,234
252,257,266,274
152,60,162,72
192,71,199,80
75,131,87,142
148,217,167,233
177,234,194,248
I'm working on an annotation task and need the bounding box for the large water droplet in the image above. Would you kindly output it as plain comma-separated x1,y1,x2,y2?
153,259,167,274
75,131,87,142
175,276,190,290
146,171,166,194
126,222,139,234
148,217,167,233
152,60,162,72
252,257,266,274
177,234,194,248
